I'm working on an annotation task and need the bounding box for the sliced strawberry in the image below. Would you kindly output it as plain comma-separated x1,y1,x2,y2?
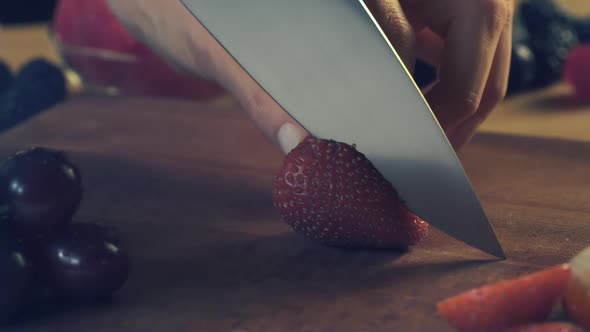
504,322,586,332
437,264,572,332
564,246,590,330
564,276,590,331
272,136,429,249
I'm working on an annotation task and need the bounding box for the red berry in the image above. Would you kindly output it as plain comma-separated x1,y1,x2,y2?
437,264,572,332
52,0,138,52
52,0,225,100
564,45,590,102
563,246,590,331
272,136,429,249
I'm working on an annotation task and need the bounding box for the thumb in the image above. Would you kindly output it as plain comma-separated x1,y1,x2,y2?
239,86,309,155
213,47,308,155
232,0,416,155
106,0,308,154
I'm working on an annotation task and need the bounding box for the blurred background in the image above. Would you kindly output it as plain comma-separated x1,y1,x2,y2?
0,0,58,24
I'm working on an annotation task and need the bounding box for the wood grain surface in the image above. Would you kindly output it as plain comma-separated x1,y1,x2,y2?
0,95,587,332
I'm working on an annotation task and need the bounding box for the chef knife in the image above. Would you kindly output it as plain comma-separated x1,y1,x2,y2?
180,0,506,258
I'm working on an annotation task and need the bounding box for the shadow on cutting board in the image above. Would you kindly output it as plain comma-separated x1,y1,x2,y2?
0,150,499,329
524,90,590,112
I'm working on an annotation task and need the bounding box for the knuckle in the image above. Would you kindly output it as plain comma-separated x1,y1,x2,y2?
482,82,507,109
490,82,508,104
455,91,481,117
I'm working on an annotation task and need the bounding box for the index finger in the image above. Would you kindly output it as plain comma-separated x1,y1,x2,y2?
423,0,509,132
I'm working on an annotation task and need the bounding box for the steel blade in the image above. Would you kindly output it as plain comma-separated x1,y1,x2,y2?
181,0,505,258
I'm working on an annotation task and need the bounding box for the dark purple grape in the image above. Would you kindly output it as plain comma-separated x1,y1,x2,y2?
0,147,82,234
43,223,130,299
0,226,34,321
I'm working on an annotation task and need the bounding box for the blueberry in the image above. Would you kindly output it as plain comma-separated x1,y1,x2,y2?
0,225,34,322
0,61,12,94
0,89,19,129
10,58,67,123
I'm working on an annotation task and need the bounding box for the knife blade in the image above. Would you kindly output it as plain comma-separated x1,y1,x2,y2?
181,0,505,258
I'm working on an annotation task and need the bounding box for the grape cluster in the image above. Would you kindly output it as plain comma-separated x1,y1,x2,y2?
0,147,130,322
0,58,67,132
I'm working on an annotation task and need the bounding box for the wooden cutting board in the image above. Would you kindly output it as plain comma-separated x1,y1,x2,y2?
0,95,588,332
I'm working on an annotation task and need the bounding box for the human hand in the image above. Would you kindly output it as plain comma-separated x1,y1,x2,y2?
106,0,514,153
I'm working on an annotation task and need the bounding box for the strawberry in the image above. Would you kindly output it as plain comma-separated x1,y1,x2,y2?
564,45,590,102
271,135,429,249
563,246,590,331
52,0,225,101
504,322,586,332
437,264,572,332
52,0,138,52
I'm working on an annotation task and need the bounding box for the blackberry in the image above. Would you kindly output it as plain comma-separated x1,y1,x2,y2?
0,61,12,94
10,58,67,123
507,43,536,95
519,0,574,32
506,8,536,95
528,21,579,87
574,17,590,43
512,8,530,45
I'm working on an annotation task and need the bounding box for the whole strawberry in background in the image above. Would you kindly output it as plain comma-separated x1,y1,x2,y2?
272,136,429,249
564,45,590,102
51,0,226,100
437,264,573,332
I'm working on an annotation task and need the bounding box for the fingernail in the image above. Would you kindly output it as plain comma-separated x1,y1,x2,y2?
277,123,305,154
